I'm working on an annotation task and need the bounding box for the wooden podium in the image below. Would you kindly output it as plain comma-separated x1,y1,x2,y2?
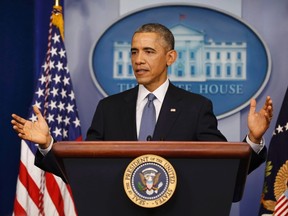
53,141,251,216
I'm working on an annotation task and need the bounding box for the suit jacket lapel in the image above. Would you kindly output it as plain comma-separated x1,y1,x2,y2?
122,86,138,140
153,83,182,140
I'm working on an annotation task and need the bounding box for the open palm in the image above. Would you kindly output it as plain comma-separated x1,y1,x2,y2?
11,106,51,147
248,96,273,143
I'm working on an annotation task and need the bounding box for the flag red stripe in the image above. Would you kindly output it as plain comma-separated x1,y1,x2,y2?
275,195,286,210
45,173,65,216
276,206,288,216
13,198,27,216
278,209,288,216
275,195,288,215
18,161,40,207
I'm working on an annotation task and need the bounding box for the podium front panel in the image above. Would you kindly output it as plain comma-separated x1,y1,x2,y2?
63,157,239,216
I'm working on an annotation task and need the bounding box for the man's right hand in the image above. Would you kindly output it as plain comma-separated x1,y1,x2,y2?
11,106,51,149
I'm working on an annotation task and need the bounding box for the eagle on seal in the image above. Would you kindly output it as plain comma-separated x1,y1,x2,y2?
139,170,162,195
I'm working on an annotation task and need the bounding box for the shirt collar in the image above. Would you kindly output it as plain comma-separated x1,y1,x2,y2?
138,79,169,103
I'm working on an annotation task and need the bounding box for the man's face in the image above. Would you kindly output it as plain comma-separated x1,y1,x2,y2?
131,32,176,92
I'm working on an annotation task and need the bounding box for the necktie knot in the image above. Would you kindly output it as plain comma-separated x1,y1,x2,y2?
147,93,156,107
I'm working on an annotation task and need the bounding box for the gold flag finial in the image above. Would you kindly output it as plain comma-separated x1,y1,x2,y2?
55,0,60,6
52,1,64,40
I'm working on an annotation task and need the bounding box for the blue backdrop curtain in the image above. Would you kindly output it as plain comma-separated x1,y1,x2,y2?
0,0,55,215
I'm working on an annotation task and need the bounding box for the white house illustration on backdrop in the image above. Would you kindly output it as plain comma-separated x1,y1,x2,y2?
113,24,247,81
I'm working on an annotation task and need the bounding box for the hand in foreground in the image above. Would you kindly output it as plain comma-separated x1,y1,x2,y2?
248,96,273,144
11,106,52,149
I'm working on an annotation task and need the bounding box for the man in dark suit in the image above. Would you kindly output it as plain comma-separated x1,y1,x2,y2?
12,23,273,177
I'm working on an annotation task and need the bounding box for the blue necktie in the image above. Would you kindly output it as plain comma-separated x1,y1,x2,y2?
139,93,156,141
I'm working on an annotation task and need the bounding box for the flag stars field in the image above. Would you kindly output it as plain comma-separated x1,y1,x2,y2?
73,117,81,128
56,61,63,71
58,101,65,111
33,101,41,109
285,122,288,131
272,122,288,136
50,87,59,97
58,48,65,58
63,76,70,86
50,47,57,57
52,33,60,43
60,89,67,98
53,74,61,84
35,88,44,97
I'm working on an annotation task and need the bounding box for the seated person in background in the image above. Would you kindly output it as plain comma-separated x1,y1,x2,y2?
11,23,273,180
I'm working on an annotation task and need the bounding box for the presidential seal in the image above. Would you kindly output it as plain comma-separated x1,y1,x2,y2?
123,154,177,208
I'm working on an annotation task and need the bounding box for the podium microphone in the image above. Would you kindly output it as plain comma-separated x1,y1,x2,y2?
146,135,152,141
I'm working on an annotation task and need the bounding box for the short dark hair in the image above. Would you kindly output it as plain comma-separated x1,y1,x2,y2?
134,23,175,50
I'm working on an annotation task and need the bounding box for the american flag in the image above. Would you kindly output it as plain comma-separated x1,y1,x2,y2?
259,87,288,216
13,5,81,216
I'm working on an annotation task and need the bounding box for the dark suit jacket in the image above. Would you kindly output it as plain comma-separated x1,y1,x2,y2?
86,83,226,142
35,83,266,180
